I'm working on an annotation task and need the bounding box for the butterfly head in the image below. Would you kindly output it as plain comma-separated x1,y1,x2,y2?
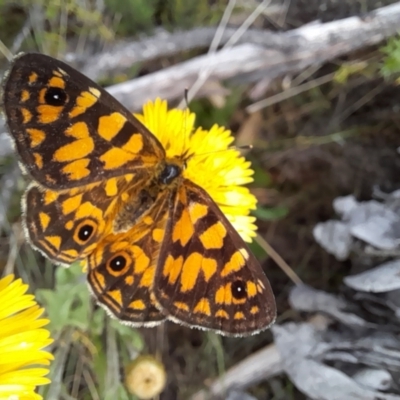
157,152,190,187
158,162,182,185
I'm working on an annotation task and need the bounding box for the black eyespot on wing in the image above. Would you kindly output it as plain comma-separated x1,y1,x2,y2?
105,251,131,277
78,224,94,241
109,254,127,272
74,220,97,245
45,87,67,106
231,280,247,299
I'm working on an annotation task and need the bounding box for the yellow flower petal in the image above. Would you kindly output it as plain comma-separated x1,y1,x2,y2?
0,306,49,340
0,385,42,400
0,275,53,400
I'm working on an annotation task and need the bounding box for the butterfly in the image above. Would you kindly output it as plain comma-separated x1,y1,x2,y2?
2,53,276,336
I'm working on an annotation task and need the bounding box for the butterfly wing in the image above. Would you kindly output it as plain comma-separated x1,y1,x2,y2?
23,173,147,264
85,190,172,325
153,180,276,336
3,52,164,189
4,52,164,265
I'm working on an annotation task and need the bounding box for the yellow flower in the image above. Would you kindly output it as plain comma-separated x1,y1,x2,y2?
0,275,53,400
135,98,258,242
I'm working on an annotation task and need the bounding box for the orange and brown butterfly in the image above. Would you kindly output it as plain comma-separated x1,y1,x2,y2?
2,52,276,336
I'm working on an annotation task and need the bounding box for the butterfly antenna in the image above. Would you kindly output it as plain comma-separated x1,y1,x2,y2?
180,88,191,157
184,88,190,108
233,144,253,151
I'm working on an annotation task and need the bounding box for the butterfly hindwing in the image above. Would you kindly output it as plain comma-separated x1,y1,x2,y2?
24,179,125,264
154,180,276,336
3,53,164,189
86,190,172,325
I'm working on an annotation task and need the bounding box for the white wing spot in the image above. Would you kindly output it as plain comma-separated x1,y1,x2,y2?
239,248,249,260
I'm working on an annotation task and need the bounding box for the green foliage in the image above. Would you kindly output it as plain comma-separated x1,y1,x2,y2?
104,0,226,36
36,264,143,347
0,0,226,59
253,205,288,221
380,35,400,78
335,62,363,84
248,236,266,260
334,61,375,84
251,163,272,187
36,263,144,399
0,2,27,52
157,0,226,30
105,0,157,36
1,0,114,55
36,263,103,335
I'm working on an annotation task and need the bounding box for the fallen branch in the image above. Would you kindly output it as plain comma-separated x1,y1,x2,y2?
190,344,282,400
70,2,400,82
97,1,400,110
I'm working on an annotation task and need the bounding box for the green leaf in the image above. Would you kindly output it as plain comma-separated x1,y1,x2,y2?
90,308,106,336
110,319,144,352
253,206,288,221
35,263,88,333
380,35,400,78
248,238,266,259
251,165,272,187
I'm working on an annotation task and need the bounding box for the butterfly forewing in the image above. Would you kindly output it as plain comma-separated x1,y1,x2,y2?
3,53,164,189
154,180,276,336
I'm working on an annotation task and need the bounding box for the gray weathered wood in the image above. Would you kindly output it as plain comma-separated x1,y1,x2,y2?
190,344,282,400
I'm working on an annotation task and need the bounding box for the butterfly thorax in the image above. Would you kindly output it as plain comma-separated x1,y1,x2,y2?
113,158,184,233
